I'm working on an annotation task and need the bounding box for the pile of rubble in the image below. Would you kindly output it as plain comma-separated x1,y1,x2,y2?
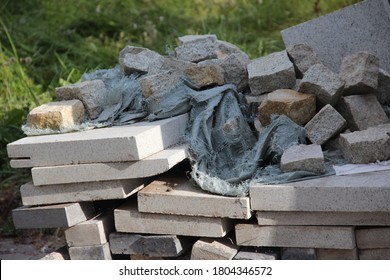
7,0,390,260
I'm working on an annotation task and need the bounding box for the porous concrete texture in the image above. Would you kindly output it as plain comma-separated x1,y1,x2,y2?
12,202,95,229
281,248,316,260
304,104,347,145
191,238,238,260
176,34,217,45
298,63,344,107
114,199,232,237
316,248,358,260
175,37,218,63
282,0,390,73
235,224,356,249
256,211,390,226
7,113,188,168
337,94,388,131
359,248,390,260
137,175,251,219
339,124,390,164
280,144,325,174
247,50,295,95
139,70,182,98
56,79,109,119
356,227,390,249
258,89,316,126
65,214,114,247
119,46,164,74
286,43,322,78
184,64,225,89
26,100,85,131
250,171,390,212
31,144,188,185
109,232,194,257
377,68,390,104
68,243,112,260
339,51,379,95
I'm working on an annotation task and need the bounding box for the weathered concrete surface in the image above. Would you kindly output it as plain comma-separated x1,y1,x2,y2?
280,144,325,174
233,250,278,260
137,175,251,219
359,248,390,260
316,248,358,260
282,0,390,73
7,113,188,168
68,243,112,260
286,44,322,78
281,248,316,260
356,227,390,249
191,238,238,260
250,171,390,212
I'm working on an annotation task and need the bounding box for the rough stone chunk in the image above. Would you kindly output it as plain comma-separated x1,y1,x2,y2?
298,63,344,107
119,46,164,74
68,243,112,260
139,71,182,98
339,124,390,164
248,50,295,95
56,80,109,119
258,89,316,126
175,37,218,63
377,68,390,104
176,34,217,45
304,104,347,145
184,65,225,89
340,51,379,95
286,44,322,78
337,94,388,131
191,238,238,260
280,144,325,174
160,57,196,72
216,40,249,60
27,100,85,130
356,227,390,249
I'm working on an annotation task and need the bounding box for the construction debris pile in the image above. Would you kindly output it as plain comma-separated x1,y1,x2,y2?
6,0,390,260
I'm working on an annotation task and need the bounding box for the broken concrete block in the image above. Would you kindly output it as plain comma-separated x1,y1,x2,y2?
280,144,325,174
137,175,251,219
356,227,390,249
114,199,232,237
248,50,295,95
304,104,347,145
139,70,182,98
65,214,114,247
250,170,390,212
191,238,238,260
281,248,316,260
26,100,85,131
298,63,344,107
286,44,322,78
235,224,356,249
31,144,188,185
359,248,390,260
377,68,390,104
119,46,164,74
175,37,217,63
12,202,95,229
340,51,379,95
316,248,358,260
56,80,109,119
184,64,225,89
176,34,217,45
337,94,388,131
7,113,188,167
109,232,193,257
339,124,390,164
233,249,278,260
68,243,112,260
258,89,316,126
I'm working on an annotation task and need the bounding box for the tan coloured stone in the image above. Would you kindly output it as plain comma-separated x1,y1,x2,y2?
140,71,182,98
280,144,325,174
184,65,225,89
191,238,238,260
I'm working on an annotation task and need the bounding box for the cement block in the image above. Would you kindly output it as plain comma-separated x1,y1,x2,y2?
286,43,322,78
282,0,390,73
119,46,164,75
233,250,278,260
109,232,194,257
68,243,112,260
256,211,390,226
359,248,390,260
248,50,295,95
137,175,251,219
191,238,238,260
356,227,390,249
304,104,347,145
339,124,390,164
235,224,356,249
12,202,95,229
281,248,316,260
184,64,225,89
7,113,188,168
258,89,316,126
31,144,188,185
114,199,232,237
175,37,217,63
26,100,85,131
316,248,358,260
65,214,114,247
250,170,390,212
377,68,390,104
280,144,325,174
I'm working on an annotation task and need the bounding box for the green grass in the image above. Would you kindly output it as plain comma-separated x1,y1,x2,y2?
0,0,361,234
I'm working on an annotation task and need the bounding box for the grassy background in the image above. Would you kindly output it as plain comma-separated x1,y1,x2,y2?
0,0,361,235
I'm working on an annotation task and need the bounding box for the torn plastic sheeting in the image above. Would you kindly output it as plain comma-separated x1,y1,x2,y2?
334,160,390,176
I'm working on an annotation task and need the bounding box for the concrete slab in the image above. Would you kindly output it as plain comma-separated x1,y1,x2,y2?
281,248,316,260
316,248,358,260
233,250,278,260
235,224,356,249
114,198,232,237
356,227,390,249
12,202,95,229
281,0,390,73
137,175,251,219
359,248,390,260
250,171,390,212
191,238,238,260
31,144,188,185
7,113,188,167
68,242,112,260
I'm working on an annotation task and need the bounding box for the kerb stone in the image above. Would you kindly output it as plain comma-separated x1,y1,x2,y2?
280,144,325,174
